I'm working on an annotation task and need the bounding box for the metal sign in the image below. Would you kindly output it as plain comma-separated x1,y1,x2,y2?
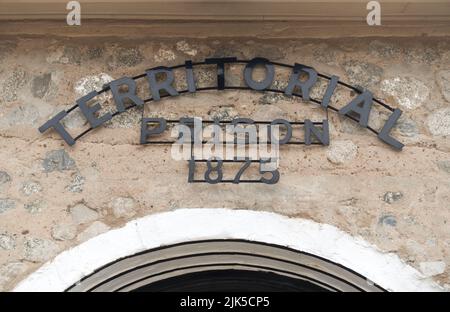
39,57,404,184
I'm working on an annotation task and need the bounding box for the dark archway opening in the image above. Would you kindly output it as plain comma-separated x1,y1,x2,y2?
132,269,329,292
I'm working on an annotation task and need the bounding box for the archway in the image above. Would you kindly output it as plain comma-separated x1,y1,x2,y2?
14,209,441,292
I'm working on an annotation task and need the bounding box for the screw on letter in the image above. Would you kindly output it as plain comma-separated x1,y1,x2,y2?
66,1,81,26
366,1,381,26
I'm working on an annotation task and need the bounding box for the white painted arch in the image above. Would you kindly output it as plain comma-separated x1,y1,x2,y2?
14,208,442,292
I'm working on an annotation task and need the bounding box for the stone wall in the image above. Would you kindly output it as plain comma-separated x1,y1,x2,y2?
0,24,450,291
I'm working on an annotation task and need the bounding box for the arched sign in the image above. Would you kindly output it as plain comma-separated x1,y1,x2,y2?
39,57,404,184
39,57,403,150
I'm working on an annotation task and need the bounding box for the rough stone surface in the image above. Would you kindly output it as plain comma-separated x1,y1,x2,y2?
23,238,59,263
31,73,52,98
326,140,358,164
154,46,176,62
24,200,47,214
42,149,76,172
20,181,42,196
74,73,113,96
0,262,28,292
436,70,450,102
427,109,450,136
66,174,85,193
0,199,16,214
395,118,419,137
380,77,430,109
176,40,198,56
383,192,403,204
420,261,446,278
342,61,383,89
1,68,27,102
0,34,449,290
115,47,143,67
0,171,11,186
110,197,136,218
437,161,450,174
76,221,110,242
379,215,398,227
0,233,16,250
51,223,77,241
70,203,99,225
208,107,239,121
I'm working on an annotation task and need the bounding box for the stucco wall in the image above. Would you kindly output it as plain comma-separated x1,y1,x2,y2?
0,23,449,291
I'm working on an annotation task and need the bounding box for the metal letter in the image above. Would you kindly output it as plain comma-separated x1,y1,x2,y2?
140,118,167,144
110,77,144,113
185,60,196,93
205,57,237,90
338,90,373,127
321,75,339,108
378,109,404,150
305,119,329,145
146,66,179,101
269,119,292,145
244,57,275,91
38,110,75,146
77,91,112,128
285,63,318,101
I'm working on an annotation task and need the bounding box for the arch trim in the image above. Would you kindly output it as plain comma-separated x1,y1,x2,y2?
14,208,442,292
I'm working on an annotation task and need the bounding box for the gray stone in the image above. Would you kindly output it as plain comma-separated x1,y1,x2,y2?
51,223,77,241
31,73,52,98
74,73,113,97
176,40,198,56
437,160,450,174
23,238,59,263
24,200,47,214
419,261,446,277
1,68,27,102
437,70,450,102
77,221,110,242
405,45,440,65
110,197,136,218
379,215,397,227
70,203,99,225
369,40,402,59
42,149,76,172
312,43,339,65
0,233,16,250
395,118,419,137
61,46,81,65
116,47,143,67
3,104,41,127
86,46,104,59
154,45,177,62
0,171,11,186
66,174,85,193
383,191,403,204
258,81,291,105
342,61,383,89
61,110,88,129
380,77,429,110
20,181,42,196
0,262,28,292
0,199,16,214
0,41,16,62
427,108,450,136
208,107,239,121
326,140,358,164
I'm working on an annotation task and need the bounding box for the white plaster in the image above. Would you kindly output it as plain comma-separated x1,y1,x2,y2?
14,209,443,292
